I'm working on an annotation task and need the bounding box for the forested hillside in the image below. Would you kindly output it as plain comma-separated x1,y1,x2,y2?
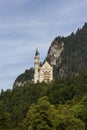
0,68,87,130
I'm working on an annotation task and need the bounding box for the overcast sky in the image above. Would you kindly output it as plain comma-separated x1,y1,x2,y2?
0,0,87,91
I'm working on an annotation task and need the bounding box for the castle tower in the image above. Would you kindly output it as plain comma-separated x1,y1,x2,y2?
34,49,40,83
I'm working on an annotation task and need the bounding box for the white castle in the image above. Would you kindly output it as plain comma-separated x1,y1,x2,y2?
34,49,53,83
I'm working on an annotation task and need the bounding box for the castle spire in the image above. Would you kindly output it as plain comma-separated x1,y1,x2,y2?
35,49,39,56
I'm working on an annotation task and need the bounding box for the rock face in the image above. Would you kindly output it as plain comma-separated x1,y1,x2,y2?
47,37,64,66
46,37,66,79
14,81,23,87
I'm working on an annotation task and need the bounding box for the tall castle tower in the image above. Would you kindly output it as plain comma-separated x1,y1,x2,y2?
34,49,40,83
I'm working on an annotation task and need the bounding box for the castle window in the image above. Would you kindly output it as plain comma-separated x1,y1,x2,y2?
43,71,50,81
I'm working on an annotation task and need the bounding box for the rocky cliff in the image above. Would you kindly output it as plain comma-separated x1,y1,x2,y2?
47,37,64,66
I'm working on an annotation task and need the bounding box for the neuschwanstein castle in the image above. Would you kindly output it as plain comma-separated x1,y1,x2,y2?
34,49,53,83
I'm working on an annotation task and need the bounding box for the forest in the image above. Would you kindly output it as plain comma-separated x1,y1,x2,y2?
0,68,87,130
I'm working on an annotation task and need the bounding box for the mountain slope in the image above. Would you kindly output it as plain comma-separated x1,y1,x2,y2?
46,23,87,79
14,23,87,86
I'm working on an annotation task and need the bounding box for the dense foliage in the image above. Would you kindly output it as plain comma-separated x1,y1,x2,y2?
0,68,87,130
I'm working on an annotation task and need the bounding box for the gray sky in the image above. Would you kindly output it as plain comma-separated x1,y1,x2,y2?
0,0,87,90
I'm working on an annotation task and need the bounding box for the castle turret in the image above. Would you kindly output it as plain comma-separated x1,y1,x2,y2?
34,49,40,83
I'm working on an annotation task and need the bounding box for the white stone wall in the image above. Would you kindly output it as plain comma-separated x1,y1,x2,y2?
34,59,53,83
